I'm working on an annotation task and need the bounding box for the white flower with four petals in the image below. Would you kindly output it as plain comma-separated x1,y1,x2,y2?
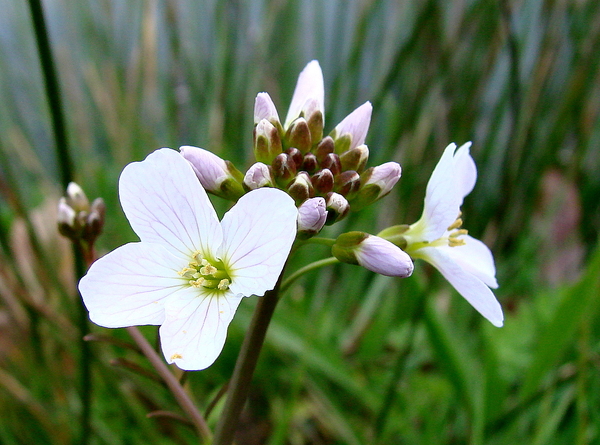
79,148,297,370
402,142,504,327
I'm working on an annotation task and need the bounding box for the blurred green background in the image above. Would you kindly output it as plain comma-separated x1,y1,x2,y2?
1,0,599,443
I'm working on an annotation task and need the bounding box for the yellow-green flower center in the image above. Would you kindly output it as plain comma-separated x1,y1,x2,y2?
404,214,468,254
178,251,231,290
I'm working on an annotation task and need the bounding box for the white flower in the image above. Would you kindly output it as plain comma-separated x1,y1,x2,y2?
79,148,298,370
402,142,503,327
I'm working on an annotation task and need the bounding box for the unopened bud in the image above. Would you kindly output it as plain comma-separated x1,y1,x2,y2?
285,117,312,153
57,197,77,237
254,92,281,130
83,198,106,244
297,197,327,239
254,119,283,164
311,169,334,194
302,153,319,174
244,162,274,190
287,172,314,205
304,97,324,146
351,162,402,211
330,101,372,154
272,153,297,187
180,146,245,201
377,224,410,250
321,153,342,176
332,232,413,277
285,147,304,168
334,170,361,198
66,182,89,212
325,192,350,224
339,144,369,173
314,136,334,163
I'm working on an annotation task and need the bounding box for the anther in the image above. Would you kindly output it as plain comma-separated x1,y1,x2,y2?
447,218,463,231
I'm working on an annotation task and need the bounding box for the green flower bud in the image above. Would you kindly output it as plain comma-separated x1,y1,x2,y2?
339,144,369,173
254,119,283,164
285,117,312,154
287,172,314,205
272,153,297,188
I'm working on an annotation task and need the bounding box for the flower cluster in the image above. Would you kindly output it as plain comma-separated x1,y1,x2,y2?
77,61,503,374
181,61,401,238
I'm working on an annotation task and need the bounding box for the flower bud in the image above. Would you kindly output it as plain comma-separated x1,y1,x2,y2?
314,136,334,163
339,144,369,173
334,170,361,198
254,92,281,130
302,152,319,174
377,224,410,250
285,147,304,168
321,153,342,176
254,119,283,164
351,162,402,211
287,172,313,205
243,162,274,190
180,146,245,201
272,153,297,187
83,198,106,244
285,117,312,154
332,232,413,277
330,101,372,154
311,169,334,194
57,197,77,237
297,197,327,239
66,182,89,212
304,97,324,145
325,192,349,224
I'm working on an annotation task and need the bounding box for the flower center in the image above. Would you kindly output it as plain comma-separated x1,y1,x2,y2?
178,251,231,290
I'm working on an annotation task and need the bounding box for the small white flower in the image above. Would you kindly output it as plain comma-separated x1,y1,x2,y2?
403,142,503,327
79,149,298,370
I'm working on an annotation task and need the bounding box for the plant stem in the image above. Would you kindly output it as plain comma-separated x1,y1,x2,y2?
212,277,283,445
280,257,339,294
126,327,212,442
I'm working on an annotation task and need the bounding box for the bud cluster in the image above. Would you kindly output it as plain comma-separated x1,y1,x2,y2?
58,182,105,246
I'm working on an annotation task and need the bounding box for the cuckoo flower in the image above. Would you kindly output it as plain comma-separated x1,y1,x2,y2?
392,143,503,327
79,149,297,370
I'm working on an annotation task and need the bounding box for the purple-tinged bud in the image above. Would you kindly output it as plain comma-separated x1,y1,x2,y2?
330,101,372,154
325,192,350,224
180,146,245,201
321,153,342,176
244,162,274,190
254,92,282,131
334,170,361,198
351,162,402,211
285,117,312,154
314,136,334,163
254,119,283,164
58,197,77,237
332,232,413,278
285,147,304,168
303,97,324,146
339,144,369,173
311,169,334,194
83,198,106,244
272,153,297,187
302,153,319,174
297,197,327,239
287,172,314,205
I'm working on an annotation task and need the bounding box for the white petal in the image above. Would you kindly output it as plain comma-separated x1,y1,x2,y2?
254,92,280,125
79,242,186,328
219,188,297,296
440,235,498,288
415,246,503,327
453,142,477,200
284,60,324,129
180,145,229,192
333,102,373,151
421,143,463,241
356,235,414,277
160,287,243,371
119,148,222,261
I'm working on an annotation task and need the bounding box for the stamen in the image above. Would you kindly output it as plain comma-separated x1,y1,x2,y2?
200,264,218,276
449,237,466,247
447,218,463,231
218,279,230,290
449,229,468,238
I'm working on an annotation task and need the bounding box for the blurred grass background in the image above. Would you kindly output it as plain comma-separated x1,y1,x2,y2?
1,0,600,443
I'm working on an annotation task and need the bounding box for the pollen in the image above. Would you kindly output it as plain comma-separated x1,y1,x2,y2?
179,252,232,290
170,353,183,360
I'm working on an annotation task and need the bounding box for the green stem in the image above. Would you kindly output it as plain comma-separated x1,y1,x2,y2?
280,257,339,294
26,0,74,189
299,236,336,247
126,327,212,442
212,276,284,444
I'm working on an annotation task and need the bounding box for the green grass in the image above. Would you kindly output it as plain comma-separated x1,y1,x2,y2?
1,0,599,443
